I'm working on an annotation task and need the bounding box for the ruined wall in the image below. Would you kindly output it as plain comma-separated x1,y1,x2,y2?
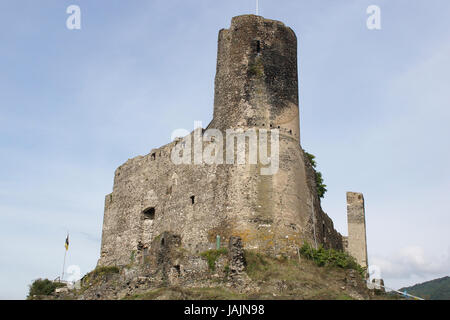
98,135,228,266
303,150,343,250
98,15,344,267
346,192,368,269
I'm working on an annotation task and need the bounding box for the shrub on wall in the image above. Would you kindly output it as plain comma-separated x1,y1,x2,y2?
299,242,365,277
304,151,327,198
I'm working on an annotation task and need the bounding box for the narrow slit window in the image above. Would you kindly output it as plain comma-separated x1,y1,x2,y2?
256,40,261,54
190,196,195,204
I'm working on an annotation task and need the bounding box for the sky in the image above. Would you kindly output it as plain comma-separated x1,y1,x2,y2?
0,0,449,299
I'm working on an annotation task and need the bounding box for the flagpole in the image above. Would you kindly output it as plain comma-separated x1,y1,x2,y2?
61,233,69,282
256,0,259,15
61,249,67,281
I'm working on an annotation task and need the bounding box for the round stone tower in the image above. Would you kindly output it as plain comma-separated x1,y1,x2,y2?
210,15,300,139
206,15,343,255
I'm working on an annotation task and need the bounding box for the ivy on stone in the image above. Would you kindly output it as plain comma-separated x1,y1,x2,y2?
304,151,327,198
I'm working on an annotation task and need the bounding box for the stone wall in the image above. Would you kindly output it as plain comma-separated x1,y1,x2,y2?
98,15,344,267
346,192,368,269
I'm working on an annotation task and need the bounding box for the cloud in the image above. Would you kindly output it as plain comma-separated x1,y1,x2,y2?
370,246,450,285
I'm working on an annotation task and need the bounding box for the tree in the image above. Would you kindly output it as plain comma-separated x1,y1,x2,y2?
27,278,65,299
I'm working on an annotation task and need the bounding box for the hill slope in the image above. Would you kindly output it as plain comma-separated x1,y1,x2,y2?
399,276,450,300
30,239,395,300
34,250,392,300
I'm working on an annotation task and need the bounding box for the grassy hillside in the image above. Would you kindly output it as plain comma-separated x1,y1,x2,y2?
35,245,397,300
44,249,382,300
125,252,370,300
399,276,450,300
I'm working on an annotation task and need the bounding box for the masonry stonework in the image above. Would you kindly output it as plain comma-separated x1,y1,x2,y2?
98,15,365,269
346,192,369,270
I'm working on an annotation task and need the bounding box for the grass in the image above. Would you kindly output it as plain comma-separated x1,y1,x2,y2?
124,286,246,300
124,288,167,300
244,250,301,282
244,250,271,279
123,283,358,300
299,242,366,278
55,247,375,300
77,265,121,293
90,265,120,277
242,249,372,300
200,248,228,271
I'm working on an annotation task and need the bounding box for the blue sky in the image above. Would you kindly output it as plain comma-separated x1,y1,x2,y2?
1,0,449,299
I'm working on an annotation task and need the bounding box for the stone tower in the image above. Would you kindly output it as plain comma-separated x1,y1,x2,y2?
346,192,369,269
210,15,300,138
205,15,343,254
98,15,344,267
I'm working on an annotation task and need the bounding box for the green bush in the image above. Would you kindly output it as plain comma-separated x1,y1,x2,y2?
200,248,228,271
91,265,120,277
27,278,65,299
304,151,327,198
299,242,365,277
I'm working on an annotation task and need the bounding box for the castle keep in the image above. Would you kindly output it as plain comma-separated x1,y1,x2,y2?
98,15,368,271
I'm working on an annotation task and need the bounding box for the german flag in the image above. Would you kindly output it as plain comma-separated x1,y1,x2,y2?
65,234,69,251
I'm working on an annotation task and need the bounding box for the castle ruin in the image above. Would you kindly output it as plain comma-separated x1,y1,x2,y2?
98,15,368,272
345,192,369,269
